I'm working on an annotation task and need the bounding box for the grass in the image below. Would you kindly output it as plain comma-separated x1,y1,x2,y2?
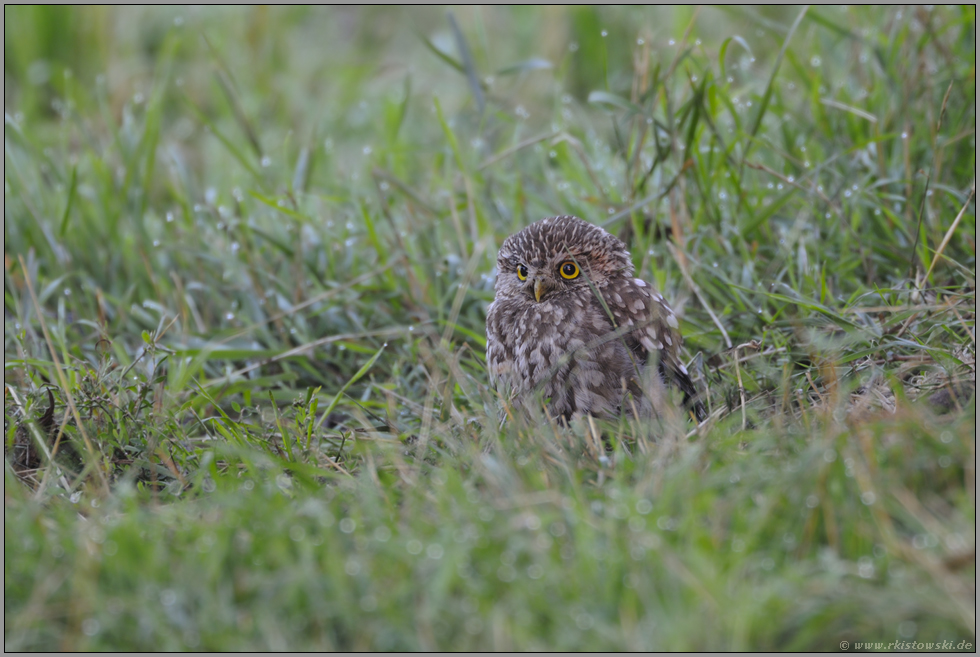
4,5,976,650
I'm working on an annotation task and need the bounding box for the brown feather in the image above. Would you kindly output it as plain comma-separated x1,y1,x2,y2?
487,215,705,422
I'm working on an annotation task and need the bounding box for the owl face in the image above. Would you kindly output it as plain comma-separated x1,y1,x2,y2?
494,215,633,303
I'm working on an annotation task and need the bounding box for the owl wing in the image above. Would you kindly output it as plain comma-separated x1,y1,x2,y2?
603,277,706,422
485,300,507,391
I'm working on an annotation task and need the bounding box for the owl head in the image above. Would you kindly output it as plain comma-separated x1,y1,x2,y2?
494,215,633,303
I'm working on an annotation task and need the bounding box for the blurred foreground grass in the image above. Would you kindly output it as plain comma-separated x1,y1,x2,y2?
4,5,976,650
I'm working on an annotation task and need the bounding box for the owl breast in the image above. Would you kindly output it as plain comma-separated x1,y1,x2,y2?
486,292,637,420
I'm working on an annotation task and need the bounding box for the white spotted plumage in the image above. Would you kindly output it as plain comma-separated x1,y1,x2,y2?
486,215,705,422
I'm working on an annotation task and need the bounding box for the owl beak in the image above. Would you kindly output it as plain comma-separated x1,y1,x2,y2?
533,277,549,302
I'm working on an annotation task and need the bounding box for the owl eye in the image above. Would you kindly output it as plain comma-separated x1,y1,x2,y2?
516,264,528,281
559,261,580,280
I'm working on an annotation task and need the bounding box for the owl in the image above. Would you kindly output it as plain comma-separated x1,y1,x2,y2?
486,215,705,423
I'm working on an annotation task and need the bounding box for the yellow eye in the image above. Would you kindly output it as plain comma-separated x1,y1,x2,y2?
516,264,528,281
559,261,579,280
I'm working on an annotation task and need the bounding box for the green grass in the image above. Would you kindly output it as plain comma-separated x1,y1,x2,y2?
5,5,976,650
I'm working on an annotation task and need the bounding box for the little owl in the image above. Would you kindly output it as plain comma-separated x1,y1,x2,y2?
486,215,705,423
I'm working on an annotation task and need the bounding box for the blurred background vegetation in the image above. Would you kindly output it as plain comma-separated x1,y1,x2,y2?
5,5,976,651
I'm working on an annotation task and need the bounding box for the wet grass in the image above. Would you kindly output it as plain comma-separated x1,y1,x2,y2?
4,5,976,650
